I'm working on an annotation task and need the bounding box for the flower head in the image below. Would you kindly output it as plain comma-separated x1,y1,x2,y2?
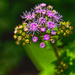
40,27,46,32
47,11,54,17
47,21,55,29
21,11,32,21
47,5,53,10
42,9,46,15
14,29,17,34
30,23,38,31
39,17,46,24
32,12,36,18
54,15,59,21
51,39,55,43
40,3,46,7
51,31,56,35
36,9,42,14
32,36,38,42
40,42,46,48
43,34,50,41
14,3,72,48
24,27,28,31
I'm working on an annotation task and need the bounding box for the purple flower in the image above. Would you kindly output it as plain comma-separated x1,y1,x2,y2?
30,23,38,31
47,21,55,29
47,5,53,9
40,27,46,32
32,36,38,42
42,9,46,15
26,14,32,20
40,3,46,7
32,12,36,18
43,34,50,41
21,12,32,21
35,5,41,10
51,31,56,35
40,43,46,48
39,17,46,24
47,11,54,17
36,9,42,14
51,39,55,43
54,15,59,21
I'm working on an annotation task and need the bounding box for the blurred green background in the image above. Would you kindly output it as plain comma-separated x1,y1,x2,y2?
0,0,75,75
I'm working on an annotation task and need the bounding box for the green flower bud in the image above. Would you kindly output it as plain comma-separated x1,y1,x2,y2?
65,24,69,28
19,30,22,34
19,25,23,29
61,21,66,25
17,36,22,41
23,22,27,26
66,21,70,25
25,39,30,43
15,26,19,30
60,61,64,65
13,35,17,39
22,42,25,46
58,66,61,69
16,41,20,45
63,33,66,36
60,69,64,73
24,27,28,31
47,5,53,10
57,31,60,34
66,30,70,34
26,35,30,38
52,10,57,14
69,26,73,30
63,64,66,67
22,32,25,36
61,30,64,33
14,29,17,34
62,26,65,30
22,38,25,41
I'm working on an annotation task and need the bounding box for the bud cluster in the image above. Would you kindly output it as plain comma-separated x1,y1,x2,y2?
58,21,73,36
56,61,69,74
13,3,73,48
13,23,31,46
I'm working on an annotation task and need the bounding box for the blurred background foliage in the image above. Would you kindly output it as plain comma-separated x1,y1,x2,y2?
0,0,75,75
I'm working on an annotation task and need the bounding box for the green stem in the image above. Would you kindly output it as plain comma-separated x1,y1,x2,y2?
50,42,60,62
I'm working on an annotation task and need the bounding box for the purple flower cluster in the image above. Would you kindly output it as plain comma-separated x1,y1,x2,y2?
47,21,55,29
39,17,46,24
30,23,38,31
20,3,63,48
47,11,54,17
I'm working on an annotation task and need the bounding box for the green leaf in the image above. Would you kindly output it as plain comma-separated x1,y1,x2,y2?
53,27,58,31
60,40,75,75
24,42,57,75
39,65,55,75
56,40,63,47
